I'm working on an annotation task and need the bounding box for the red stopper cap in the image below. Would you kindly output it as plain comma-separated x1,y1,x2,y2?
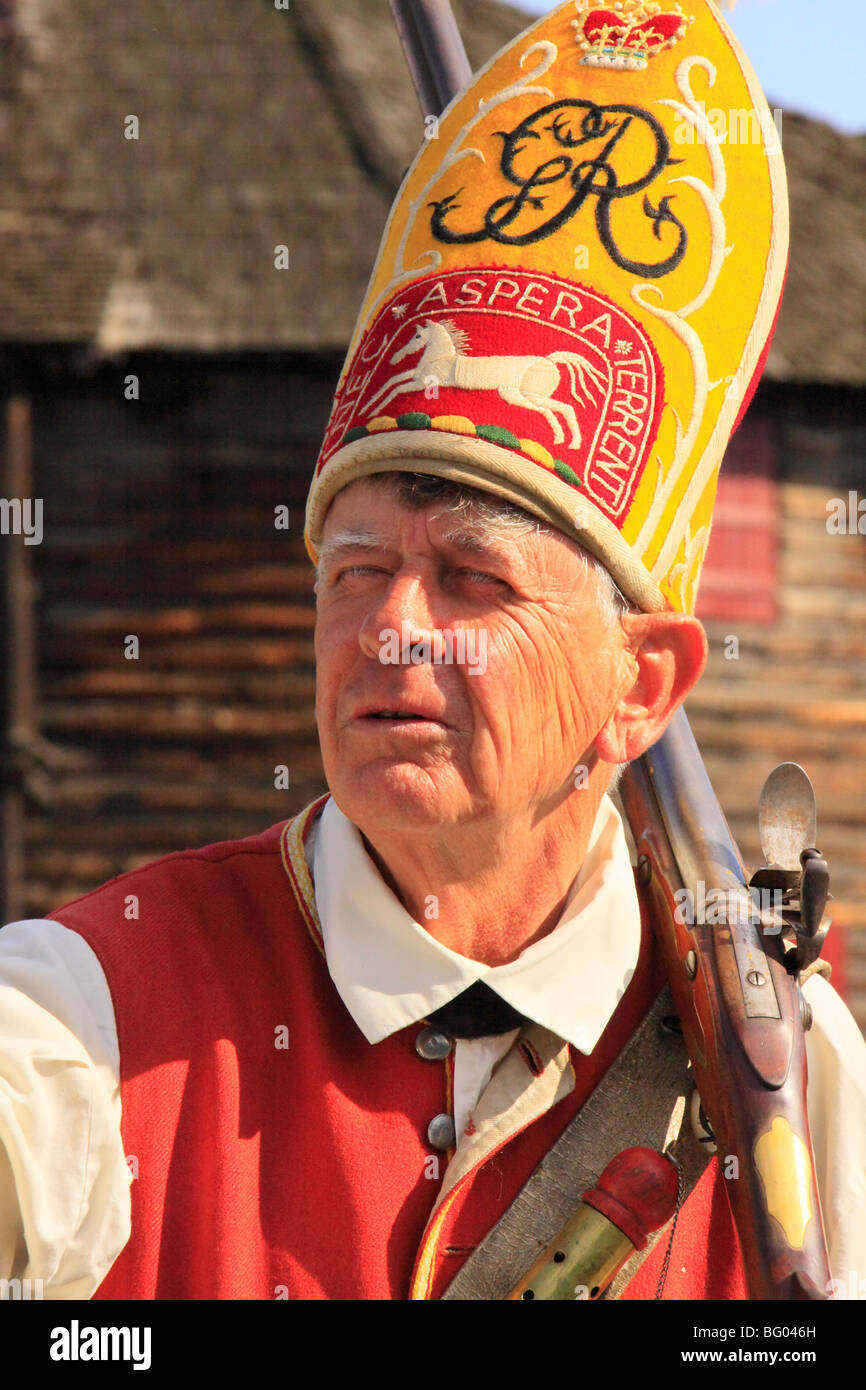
582,1147,679,1251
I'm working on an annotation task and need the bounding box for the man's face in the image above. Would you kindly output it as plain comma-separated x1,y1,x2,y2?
314,475,633,834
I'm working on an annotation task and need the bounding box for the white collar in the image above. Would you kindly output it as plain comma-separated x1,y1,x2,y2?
309,794,642,1055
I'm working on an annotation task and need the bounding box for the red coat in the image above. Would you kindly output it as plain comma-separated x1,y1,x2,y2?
49,796,747,1300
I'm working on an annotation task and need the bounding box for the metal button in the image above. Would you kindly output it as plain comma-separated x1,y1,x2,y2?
427,1113,456,1151
415,1027,453,1061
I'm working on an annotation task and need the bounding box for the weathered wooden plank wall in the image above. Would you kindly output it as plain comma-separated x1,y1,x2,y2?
24,356,332,908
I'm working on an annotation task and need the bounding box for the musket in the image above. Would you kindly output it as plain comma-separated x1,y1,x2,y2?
618,711,831,1300
387,0,832,1302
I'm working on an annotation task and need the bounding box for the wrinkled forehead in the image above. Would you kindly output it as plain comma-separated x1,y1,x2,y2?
317,470,565,565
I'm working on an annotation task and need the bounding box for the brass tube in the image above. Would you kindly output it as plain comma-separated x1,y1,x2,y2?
507,1204,635,1301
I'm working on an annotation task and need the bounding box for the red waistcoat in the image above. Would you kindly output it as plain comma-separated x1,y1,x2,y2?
48,797,747,1300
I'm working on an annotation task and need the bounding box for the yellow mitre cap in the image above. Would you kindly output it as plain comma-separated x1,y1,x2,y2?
305,0,788,613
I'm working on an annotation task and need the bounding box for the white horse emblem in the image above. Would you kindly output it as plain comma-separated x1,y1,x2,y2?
365,318,608,449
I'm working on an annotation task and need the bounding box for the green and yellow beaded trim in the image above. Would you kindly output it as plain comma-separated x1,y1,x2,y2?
341,413,583,490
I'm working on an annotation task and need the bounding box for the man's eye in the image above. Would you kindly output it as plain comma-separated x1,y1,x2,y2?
329,564,504,587
459,568,503,586
336,564,386,581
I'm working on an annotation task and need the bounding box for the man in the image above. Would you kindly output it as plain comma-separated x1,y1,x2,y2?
1,0,865,1300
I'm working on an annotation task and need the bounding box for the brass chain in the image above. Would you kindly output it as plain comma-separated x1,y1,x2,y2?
655,1152,685,1300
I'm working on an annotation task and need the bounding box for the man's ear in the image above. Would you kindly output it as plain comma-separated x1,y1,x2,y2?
595,612,708,765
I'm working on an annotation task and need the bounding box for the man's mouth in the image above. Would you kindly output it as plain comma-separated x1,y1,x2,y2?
351,703,451,729
370,710,425,720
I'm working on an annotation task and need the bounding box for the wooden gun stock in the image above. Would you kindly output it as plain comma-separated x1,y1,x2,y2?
619,709,831,1301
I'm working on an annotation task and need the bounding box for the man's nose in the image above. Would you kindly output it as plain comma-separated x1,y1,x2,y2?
358,572,441,664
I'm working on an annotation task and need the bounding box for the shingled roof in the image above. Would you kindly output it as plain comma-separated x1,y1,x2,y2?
765,113,866,384
0,0,862,380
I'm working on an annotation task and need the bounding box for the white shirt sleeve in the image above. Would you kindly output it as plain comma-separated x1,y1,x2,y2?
804,972,866,1298
0,919,131,1299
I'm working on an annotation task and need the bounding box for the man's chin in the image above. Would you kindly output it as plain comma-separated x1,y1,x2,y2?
328,760,468,832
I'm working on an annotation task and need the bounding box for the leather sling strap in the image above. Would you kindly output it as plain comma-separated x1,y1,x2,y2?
441,984,713,1300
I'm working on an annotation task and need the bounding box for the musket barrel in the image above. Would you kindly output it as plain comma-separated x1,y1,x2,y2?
388,0,472,119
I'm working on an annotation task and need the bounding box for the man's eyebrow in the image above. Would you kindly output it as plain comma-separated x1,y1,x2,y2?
437,526,519,565
316,524,522,572
317,530,391,569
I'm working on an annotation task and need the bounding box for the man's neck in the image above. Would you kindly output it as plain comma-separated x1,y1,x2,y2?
359,784,606,967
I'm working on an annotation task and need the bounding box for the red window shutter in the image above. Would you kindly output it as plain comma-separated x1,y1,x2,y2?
695,415,778,624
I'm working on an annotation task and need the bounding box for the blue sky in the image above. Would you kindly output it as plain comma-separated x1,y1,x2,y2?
504,1,865,134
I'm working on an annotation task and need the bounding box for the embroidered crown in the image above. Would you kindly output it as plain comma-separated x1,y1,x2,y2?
572,0,692,70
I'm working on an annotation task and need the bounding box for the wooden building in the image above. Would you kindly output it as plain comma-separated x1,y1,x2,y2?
0,0,864,1028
